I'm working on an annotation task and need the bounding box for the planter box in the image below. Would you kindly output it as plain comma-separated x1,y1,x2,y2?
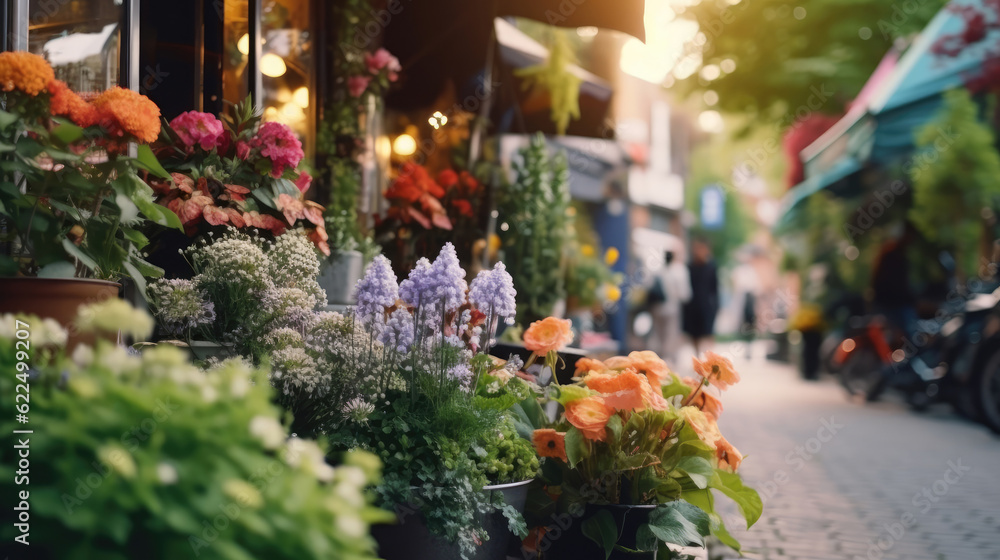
319,250,363,305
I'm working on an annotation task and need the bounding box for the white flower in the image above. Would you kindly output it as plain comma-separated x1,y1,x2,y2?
157,462,178,484
249,416,286,450
230,376,250,398
97,345,140,376
336,514,366,538
71,344,94,368
201,385,218,403
284,437,335,482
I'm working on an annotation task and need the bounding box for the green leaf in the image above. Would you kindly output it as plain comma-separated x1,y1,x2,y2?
48,199,83,220
51,121,84,144
710,470,763,528
674,456,715,489
115,193,140,223
0,255,17,275
124,261,147,300
605,414,623,444
645,501,711,548
37,261,76,278
135,198,182,230
0,109,19,130
564,427,589,468
61,238,98,271
135,144,171,179
581,509,618,560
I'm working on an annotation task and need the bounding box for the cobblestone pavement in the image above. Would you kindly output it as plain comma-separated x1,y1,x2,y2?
704,345,1000,560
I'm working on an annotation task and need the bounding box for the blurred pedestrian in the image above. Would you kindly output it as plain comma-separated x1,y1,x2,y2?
683,238,719,356
872,224,917,340
651,250,691,365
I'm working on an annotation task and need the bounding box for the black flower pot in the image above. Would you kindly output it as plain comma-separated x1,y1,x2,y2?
538,504,657,560
801,330,823,380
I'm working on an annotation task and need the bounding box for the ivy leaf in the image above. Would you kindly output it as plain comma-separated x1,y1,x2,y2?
644,501,711,548
581,509,618,560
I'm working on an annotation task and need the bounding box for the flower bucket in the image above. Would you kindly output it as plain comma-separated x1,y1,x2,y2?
0,277,119,350
539,504,657,560
186,340,235,362
373,480,534,560
319,250,363,305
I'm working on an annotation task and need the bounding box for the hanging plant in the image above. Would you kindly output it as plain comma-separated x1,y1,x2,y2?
515,30,583,135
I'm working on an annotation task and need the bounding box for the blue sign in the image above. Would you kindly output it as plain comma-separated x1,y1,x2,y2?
700,184,725,230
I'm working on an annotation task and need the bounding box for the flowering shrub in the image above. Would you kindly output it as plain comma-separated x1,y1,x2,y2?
0,301,390,559
522,350,761,557
377,162,484,273
150,97,329,255
146,229,326,352
0,51,179,287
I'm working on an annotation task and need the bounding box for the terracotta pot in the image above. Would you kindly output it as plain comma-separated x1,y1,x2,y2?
0,277,120,350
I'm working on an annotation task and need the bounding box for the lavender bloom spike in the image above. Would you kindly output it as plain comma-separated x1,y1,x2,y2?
379,308,415,354
398,257,432,308
427,243,468,314
354,255,398,326
468,262,517,319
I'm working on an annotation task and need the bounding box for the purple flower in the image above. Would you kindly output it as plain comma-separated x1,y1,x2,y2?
378,308,415,354
354,255,398,326
468,262,516,319
399,257,432,308
447,362,472,386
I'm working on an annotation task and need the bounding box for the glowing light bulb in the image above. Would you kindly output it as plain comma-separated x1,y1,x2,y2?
260,54,287,78
293,86,309,108
392,134,416,156
238,33,250,55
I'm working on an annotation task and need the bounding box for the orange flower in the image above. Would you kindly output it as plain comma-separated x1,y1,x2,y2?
692,351,740,390
0,51,54,96
532,429,567,461
602,356,633,370
680,377,723,420
523,317,573,354
574,357,607,376
678,406,722,448
565,396,614,441
716,436,743,472
628,350,671,387
47,80,98,127
91,86,161,144
586,368,669,412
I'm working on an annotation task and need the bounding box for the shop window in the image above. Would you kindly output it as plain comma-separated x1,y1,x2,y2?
223,0,312,147
27,0,122,95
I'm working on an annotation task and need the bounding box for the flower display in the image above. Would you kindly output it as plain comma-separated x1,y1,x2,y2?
0,51,54,95
522,348,760,557
169,110,225,151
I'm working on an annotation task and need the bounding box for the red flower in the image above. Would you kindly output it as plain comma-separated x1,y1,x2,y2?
437,169,459,189
294,170,312,194
452,199,473,218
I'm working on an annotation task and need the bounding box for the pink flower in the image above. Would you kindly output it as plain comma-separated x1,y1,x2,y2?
250,122,304,178
347,76,371,97
365,48,401,81
236,140,251,160
169,111,225,151
294,170,312,194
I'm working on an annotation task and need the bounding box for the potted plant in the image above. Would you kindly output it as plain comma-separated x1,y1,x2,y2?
145,228,327,360
0,52,181,345
147,97,330,280
521,350,761,559
0,299,391,558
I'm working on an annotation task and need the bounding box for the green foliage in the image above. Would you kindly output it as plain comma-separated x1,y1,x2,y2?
514,30,582,135
675,0,945,126
909,89,1000,277
685,183,751,267
477,415,541,485
0,309,388,560
499,133,571,324
0,104,178,291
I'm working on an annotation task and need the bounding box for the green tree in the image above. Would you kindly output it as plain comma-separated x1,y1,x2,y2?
909,88,1000,278
674,0,945,125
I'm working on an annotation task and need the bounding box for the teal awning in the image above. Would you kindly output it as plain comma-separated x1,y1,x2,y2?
775,157,862,231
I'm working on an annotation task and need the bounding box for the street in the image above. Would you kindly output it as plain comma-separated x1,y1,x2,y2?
709,344,1000,560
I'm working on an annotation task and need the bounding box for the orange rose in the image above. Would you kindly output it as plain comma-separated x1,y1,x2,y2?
0,51,54,96
523,317,573,354
565,396,614,441
602,356,633,370
680,377,723,420
574,357,607,376
692,351,740,390
532,429,567,461
716,436,743,472
678,406,721,448
628,350,671,387
586,368,670,412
